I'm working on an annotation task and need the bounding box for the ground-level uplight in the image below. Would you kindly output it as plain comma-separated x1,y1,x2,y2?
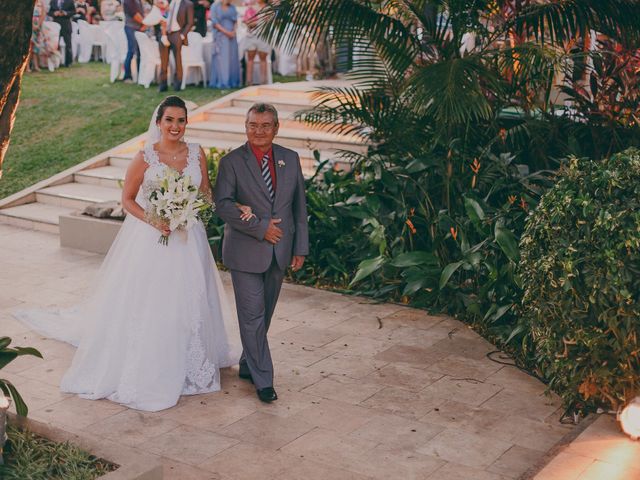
618,396,640,440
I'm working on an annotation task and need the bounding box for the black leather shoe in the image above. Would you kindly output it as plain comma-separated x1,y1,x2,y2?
158,83,168,92
256,387,277,403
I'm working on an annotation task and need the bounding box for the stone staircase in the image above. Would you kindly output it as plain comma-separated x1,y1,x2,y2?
0,81,365,240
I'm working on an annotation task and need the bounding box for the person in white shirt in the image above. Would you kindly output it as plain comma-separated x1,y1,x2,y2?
158,0,194,92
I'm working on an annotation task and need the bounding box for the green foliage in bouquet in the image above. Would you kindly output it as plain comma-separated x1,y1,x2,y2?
519,148,640,411
0,337,42,416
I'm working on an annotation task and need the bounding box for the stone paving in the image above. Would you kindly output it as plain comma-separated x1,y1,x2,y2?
0,223,576,479
533,415,640,480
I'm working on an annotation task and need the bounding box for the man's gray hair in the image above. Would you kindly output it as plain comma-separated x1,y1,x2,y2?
246,103,279,125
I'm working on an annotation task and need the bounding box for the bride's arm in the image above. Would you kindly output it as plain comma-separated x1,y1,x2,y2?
198,147,213,203
122,152,170,235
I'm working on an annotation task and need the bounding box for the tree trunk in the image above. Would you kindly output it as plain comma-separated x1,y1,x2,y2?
0,0,36,179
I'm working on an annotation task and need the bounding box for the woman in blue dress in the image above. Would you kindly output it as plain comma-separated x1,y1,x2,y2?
209,0,241,88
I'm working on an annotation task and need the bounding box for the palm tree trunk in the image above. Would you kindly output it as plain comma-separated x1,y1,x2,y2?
0,0,36,179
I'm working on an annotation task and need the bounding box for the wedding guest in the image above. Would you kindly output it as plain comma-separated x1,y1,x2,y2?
193,0,210,36
158,0,195,92
123,0,147,83
30,0,48,72
49,0,76,67
86,0,100,23
100,0,123,21
243,0,270,85
209,0,240,89
73,0,89,22
151,0,170,43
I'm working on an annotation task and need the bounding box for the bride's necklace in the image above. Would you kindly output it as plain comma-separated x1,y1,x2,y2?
160,142,185,162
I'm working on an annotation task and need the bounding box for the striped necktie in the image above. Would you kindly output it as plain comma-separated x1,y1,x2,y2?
261,153,274,201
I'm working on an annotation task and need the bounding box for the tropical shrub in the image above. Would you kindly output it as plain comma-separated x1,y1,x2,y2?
0,337,42,416
519,148,640,411
259,0,640,354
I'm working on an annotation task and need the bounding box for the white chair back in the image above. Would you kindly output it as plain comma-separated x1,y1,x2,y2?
99,20,120,30
181,32,207,88
183,32,203,63
135,31,161,87
90,24,108,47
104,28,120,63
72,20,80,60
102,22,126,62
135,31,160,62
77,19,93,62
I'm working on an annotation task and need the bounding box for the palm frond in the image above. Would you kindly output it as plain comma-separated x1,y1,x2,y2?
408,55,501,126
507,0,640,48
259,0,419,76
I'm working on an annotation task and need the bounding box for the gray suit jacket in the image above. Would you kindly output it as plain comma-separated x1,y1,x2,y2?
214,142,309,273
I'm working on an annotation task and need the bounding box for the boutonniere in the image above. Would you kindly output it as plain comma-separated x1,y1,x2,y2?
277,160,286,168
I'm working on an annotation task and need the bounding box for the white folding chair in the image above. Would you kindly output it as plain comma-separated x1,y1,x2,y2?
103,22,127,82
77,20,93,62
42,21,62,72
71,21,80,61
181,32,207,89
89,24,108,62
274,24,298,76
135,31,161,88
77,20,107,62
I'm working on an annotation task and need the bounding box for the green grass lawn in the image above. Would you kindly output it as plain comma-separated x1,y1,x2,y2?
0,63,298,200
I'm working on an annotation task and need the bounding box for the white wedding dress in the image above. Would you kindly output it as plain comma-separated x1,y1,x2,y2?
15,142,240,412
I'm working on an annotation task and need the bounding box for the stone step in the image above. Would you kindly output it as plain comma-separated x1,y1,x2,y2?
231,95,314,112
75,165,126,188
108,153,136,168
248,80,355,100
202,108,347,145
186,121,365,152
251,85,315,101
36,183,121,210
203,106,303,127
0,203,74,233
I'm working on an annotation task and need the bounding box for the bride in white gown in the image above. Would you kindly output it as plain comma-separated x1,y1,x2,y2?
15,96,240,411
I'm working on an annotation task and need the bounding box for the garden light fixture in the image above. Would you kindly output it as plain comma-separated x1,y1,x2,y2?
618,396,640,440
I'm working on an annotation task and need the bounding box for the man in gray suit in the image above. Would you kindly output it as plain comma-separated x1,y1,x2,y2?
214,103,309,403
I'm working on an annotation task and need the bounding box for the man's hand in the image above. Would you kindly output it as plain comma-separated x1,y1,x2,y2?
290,255,305,272
264,218,282,244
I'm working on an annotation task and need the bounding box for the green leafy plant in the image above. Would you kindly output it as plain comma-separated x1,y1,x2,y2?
205,147,230,258
519,148,640,412
258,0,640,353
0,337,42,417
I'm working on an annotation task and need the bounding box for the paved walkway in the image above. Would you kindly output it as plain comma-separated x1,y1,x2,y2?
0,224,575,479
533,414,640,480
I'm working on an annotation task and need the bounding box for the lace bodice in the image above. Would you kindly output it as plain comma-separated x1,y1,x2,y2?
137,142,202,208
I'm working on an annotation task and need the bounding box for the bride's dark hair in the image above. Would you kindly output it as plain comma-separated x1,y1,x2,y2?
156,96,187,124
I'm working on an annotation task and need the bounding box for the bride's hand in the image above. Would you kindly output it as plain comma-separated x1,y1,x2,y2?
151,220,171,236
236,203,256,222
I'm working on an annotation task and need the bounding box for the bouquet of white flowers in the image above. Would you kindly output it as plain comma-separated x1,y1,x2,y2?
145,169,213,245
